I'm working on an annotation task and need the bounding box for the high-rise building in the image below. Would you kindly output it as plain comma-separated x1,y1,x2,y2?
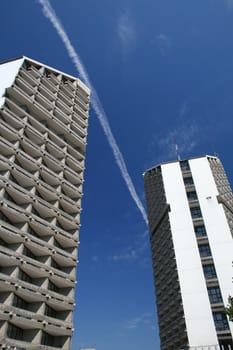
0,57,90,349
144,155,233,350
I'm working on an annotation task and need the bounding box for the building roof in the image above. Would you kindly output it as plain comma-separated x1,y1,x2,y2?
143,154,219,176
0,55,90,94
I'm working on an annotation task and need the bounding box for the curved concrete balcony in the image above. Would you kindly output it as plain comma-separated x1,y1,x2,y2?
0,337,69,350
74,95,89,113
41,75,59,94
0,190,80,234
0,304,73,334
5,96,85,164
0,154,81,210
73,104,88,122
57,90,73,109
0,239,76,284
38,85,56,104
0,108,24,131
0,274,74,307
0,57,90,349
19,66,40,88
7,76,87,152
55,101,72,120
0,130,83,187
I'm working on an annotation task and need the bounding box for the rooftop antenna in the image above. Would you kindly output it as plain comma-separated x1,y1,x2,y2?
173,136,181,161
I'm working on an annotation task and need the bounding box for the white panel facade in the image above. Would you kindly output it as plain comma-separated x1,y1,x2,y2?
0,58,24,107
162,162,219,347
190,157,233,336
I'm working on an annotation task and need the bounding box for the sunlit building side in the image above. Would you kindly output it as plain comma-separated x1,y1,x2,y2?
0,56,90,349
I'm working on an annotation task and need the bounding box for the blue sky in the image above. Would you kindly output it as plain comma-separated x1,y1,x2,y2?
1,0,233,349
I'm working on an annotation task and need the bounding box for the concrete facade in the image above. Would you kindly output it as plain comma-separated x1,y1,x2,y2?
0,57,90,349
144,155,233,350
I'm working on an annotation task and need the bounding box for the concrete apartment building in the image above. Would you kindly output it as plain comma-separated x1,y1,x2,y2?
0,57,90,349
144,155,233,350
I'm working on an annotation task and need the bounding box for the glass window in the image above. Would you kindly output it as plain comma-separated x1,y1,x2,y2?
0,238,8,247
187,191,198,201
184,177,194,185
13,294,28,310
19,269,32,283
208,287,223,304
191,207,202,219
213,313,229,331
48,280,59,293
7,323,23,340
23,246,36,259
180,160,190,171
0,211,11,224
198,244,211,257
194,225,206,237
28,226,40,238
45,304,57,318
51,259,61,270
41,331,55,346
203,264,217,279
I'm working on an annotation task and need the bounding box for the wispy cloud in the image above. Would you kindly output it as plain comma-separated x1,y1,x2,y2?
124,312,153,330
146,119,199,170
156,33,171,56
111,230,149,265
226,0,233,10
158,122,198,161
91,255,99,263
178,101,189,120
117,10,136,58
38,0,148,225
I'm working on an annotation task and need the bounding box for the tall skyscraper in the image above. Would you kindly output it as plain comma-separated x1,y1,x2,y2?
144,155,233,350
0,57,90,349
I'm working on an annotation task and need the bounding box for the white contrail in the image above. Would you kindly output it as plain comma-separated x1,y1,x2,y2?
38,0,148,225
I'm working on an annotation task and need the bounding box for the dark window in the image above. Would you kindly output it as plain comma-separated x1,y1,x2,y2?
23,246,36,259
187,191,198,201
191,207,202,219
203,265,217,279
54,238,63,249
7,323,23,340
213,313,229,331
198,244,211,257
51,259,61,270
48,280,59,293
28,226,40,238
13,294,28,310
4,191,17,204
180,160,190,171
184,177,194,185
19,104,29,113
0,211,11,224
41,331,55,346
45,304,57,318
208,287,223,304
0,237,8,247
19,269,32,283
194,225,206,237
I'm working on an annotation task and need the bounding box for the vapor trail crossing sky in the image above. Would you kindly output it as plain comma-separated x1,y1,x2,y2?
37,0,148,225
